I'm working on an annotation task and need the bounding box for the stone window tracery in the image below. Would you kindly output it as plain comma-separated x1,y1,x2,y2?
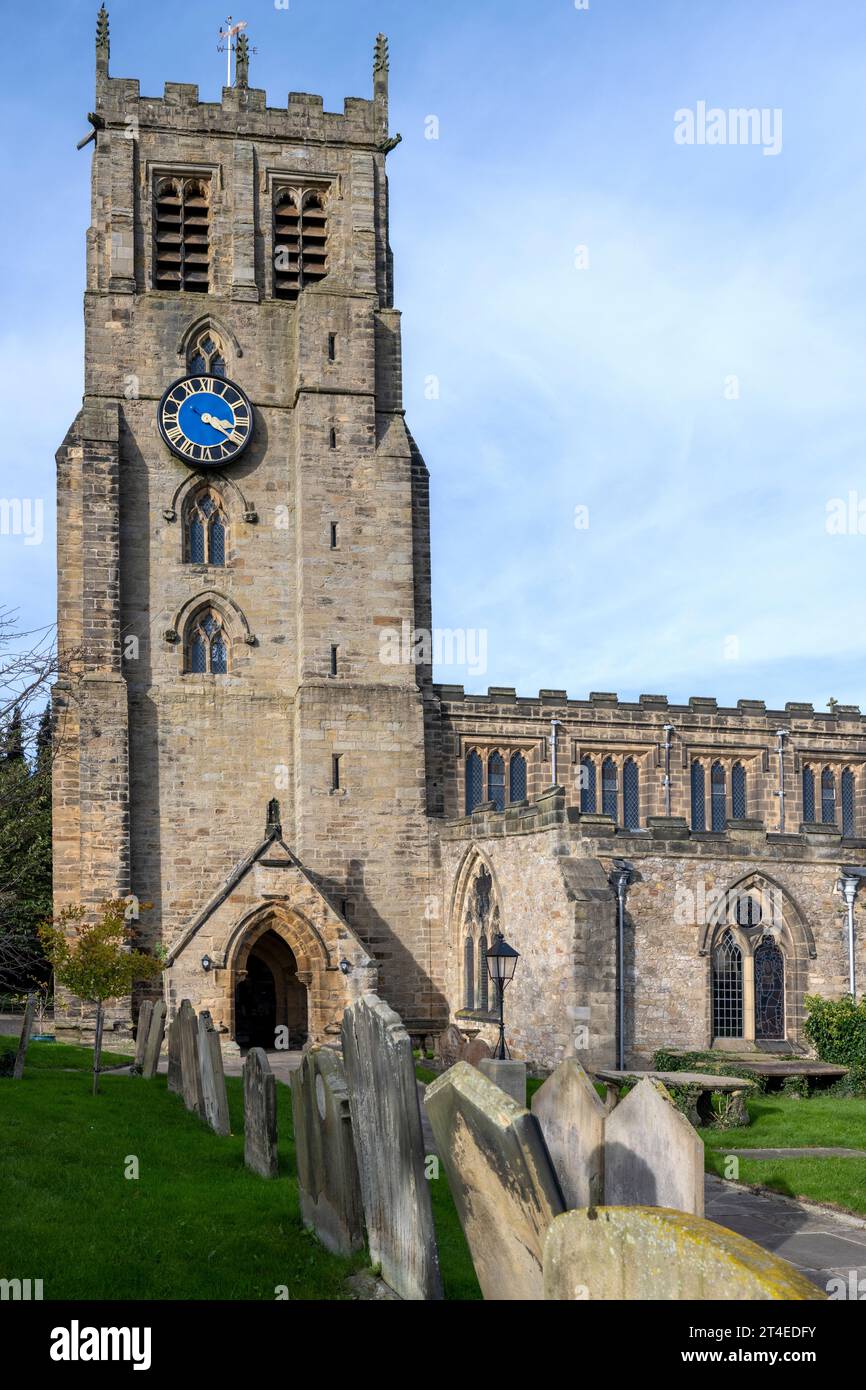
185,606,229,674
460,861,499,1015
187,328,227,377
184,486,228,566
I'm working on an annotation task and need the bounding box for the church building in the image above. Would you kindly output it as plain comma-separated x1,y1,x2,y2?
54,9,866,1070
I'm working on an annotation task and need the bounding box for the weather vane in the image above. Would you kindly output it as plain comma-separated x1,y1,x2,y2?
217,16,256,87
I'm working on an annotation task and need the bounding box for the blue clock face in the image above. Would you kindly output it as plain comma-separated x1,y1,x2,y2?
158,375,253,466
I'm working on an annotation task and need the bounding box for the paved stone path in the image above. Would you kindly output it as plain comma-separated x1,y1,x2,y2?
725,1147,866,1160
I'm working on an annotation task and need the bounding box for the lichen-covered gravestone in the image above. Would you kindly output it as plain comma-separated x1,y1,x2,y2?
438,1023,464,1068
425,1061,565,1301
243,1047,278,1178
133,1001,154,1074
197,1010,230,1136
177,999,204,1114
531,1058,606,1209
12,994,36,1080
543,1207,826,1301
604,1078,704,1216
292,1046,365,1256
342,992,442,1301
141,1001,166,1079
166,1013,183,1096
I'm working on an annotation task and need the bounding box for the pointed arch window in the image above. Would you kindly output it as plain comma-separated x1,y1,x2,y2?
755,935,785,1040
712,928,743,1038
477,934,489,1011
463,935,475,1011
509,752,527,804
842,768,856,837
273,188,329,300
602,758,617,820
711,761,727,832
185,488,228,566
622,758,639,830
821,767,836,825
580,756,597,813
185,607,229,674
732,762,747,820
187,328,227,378
465,751,483,814
154,176,210,292
802,766,815,823
691,761,706,831
488,752,506,812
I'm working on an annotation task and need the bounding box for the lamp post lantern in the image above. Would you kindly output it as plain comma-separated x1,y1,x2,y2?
486,931,520,1060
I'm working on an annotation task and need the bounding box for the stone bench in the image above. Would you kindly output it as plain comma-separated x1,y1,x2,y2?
594,1069,758,1128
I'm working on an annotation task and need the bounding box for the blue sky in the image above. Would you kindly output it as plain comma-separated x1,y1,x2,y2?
2,0,866,707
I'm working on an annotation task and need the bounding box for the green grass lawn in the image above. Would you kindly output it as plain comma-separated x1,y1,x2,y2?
699,1093,866,1217
0,1040,479,1300
0,1035,134,1071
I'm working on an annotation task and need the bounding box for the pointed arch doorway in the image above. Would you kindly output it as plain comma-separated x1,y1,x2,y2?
234,927,308,1050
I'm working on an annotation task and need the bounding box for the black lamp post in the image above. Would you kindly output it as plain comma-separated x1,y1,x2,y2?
486,931,520,1060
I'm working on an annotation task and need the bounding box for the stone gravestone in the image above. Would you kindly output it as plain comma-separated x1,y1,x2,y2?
464,1037,492,1066
177,999,204,1115
166,1013,183,1096
531,1058,606,1210
292,1046,365,1256
543,1207,825,1301
197,1010,230,1136
425,1061,565,1301
342,992,442,1301
478,1056,526,1107
243,1047,278,1178
604,1078,704,1216
141,1001,166,1079
133,1000,153,1074
438,1023,464,1068
12,994,36,1080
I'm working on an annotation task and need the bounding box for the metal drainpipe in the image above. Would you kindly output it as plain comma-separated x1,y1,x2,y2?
662,723,674,818
550,718,563,785
610,861,634,1070
775,729,787,833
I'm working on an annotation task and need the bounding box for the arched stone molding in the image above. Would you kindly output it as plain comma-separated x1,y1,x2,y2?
163,469,257,525
164,589,255,648
175,313,243,365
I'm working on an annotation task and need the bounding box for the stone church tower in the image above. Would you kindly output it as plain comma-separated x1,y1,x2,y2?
54,10,443,1047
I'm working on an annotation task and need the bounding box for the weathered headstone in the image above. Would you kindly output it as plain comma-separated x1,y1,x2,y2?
133,1000,154,1074
438,1023,464,1068
141,1000,166,1079
177,999,204,1114
464,1037,492,1066
424,1061,565,1300
604,1078,704,1216
531,1058,606,1209
543,1207,825,1301
243,1047,278,1178
197,1010,230,1136
166,1013,183,1096
342,992,442,1301
12,995,36,1080
478,1056,526,1107
292,1046,365,1256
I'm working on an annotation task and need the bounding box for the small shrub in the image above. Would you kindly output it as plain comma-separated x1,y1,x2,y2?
803,993,866,1069
780,1074,810,1100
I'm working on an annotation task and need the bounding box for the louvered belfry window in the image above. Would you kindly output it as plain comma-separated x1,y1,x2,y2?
273,189,328,300
155,177,210,292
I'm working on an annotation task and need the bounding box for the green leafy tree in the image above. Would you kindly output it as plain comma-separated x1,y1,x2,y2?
0,702,53,1001
40,899,163,1093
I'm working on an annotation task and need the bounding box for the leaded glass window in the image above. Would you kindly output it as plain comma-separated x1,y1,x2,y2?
755,935,785,1040
509,752,527,804
580,756,596,813
465,751,483,814
711,761,726,832
463,935,474,1010
186,608,228,674
187,329,227,377
821,767,836,825
477,934,489,1011
712,928,743,1038
488,751,505,812
602,758,617,820
691,762,706,831
802,766,815,822
842,768,856,837
732,762,747,819
623,758,639,830
185,488,227,566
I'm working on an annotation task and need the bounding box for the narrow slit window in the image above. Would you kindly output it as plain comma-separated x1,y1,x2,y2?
821,767,837,825
602,758,617,821
580,756,596,813
842,768,856,837
328,333,337,362
509,751,527,804
465,751,483,814
711,761,727,832
329,427,337,450
691,762,706,831
732,762,747,819
802,766,815,822
330,521,338,549
332,754,341,791
622,758,639,830
488,751,505,812
330,644,338,677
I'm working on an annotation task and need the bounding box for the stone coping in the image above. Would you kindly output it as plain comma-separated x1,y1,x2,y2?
594,1069,757,1092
